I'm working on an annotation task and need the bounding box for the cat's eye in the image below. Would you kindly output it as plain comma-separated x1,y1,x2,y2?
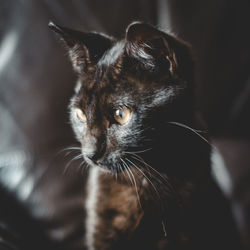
75,108,86,122
114,108,131,124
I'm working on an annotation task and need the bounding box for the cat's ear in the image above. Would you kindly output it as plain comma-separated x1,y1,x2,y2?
49,22,113,73
125,22,193,82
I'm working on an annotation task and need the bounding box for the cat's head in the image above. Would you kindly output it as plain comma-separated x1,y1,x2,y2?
50,22,195,175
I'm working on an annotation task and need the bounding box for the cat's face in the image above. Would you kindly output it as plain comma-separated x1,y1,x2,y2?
50,22,194,174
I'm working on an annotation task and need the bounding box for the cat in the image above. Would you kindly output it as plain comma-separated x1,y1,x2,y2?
49,22,239,250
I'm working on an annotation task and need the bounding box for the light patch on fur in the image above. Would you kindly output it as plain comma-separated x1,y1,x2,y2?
74,79,82,93
148,87,176,108
142,177,148,187
85,166,100,250
211,148,232,197
98,41,124,67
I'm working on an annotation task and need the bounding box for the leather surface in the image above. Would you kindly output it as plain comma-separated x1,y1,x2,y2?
163,0,250,247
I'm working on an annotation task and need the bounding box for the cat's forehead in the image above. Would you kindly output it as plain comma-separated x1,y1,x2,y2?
81,45,146,97
81,74,138,106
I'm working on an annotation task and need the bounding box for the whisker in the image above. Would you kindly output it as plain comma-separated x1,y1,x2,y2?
64,146,82,151
119,162,129,185
167,121,214,149
128,153,168,182
125,157,162,202
124,148,152,154
57,146,81,155
120,158,133,187
79,159,89,174
55,146,82,165
63,153,84,174
162,220,167,237
127,166,142,209
169,122,205,133
127,153,175,195
121,158,142,208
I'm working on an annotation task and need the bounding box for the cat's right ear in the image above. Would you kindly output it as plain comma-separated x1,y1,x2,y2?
125,22,193,83
48,22,113,73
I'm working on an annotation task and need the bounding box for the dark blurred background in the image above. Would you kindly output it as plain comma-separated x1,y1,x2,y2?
0,0,250,249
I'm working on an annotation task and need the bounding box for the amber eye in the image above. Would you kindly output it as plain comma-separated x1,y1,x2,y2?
114,108,131,124
75,108,87,122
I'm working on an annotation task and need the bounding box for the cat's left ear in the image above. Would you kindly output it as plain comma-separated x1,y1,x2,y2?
125,22,193,82
49,22,113,73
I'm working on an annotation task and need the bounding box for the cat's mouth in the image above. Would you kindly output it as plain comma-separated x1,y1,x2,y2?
83,155,124,174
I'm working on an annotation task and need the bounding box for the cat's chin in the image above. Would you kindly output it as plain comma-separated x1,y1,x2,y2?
97,166,114,174
90,165,124,176
97,165,124,175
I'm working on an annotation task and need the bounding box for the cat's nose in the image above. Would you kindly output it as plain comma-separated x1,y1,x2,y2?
83,131,106,163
